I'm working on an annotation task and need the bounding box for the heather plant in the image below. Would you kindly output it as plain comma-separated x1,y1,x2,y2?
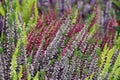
0,0,38,79
25,4,120,79
0,0,120,80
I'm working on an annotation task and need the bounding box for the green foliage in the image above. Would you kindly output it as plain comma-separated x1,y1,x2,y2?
109,51,120,79
8,11,16,27
0,47,3,54
15,7,20,25
116,12,120,21
66,58,70,65
95,47,101,56
10,40,20,80
17,27,22,34
98,46,117,79
0,3,5,16
74,49,84,59
12,0,20,10
26,0,38,32
10,38,14,43
85,72,94,80
62,30,67,35
5,0,9,6
64,37,69,46
18,66,23,80
113,67,120,80
98,40,102,45
27,72,32,80
34,72,39,80
114,27,120,34
22,23,27,44
27,56,33,64
39,70,46,80
84,69,88,75
71,9,78,24
89,24,96,36
34,0,38,22
89,72,94,80
97,58,101,66
110,8,115,17
99,44,109,70
114,32,120,48
13,0,38,29
86,13,95,27
112,0,120,9
87,55,92,62
21,0,34,23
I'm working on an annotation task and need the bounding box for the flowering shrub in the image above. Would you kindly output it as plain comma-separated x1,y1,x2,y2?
0,0,120,80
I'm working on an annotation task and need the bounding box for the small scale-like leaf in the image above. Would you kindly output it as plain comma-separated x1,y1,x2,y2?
62,30,67,35
27,56,33,64
87,55,92,62
98,40,102,45
84,69,88,75
17,27,22,34
0,47,3,54
18,65,23,80
96,47,101,56
66,58,70,65
10,38,14,43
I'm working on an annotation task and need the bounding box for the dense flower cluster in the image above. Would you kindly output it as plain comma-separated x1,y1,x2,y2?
0,0,120,80
25,5,120,79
